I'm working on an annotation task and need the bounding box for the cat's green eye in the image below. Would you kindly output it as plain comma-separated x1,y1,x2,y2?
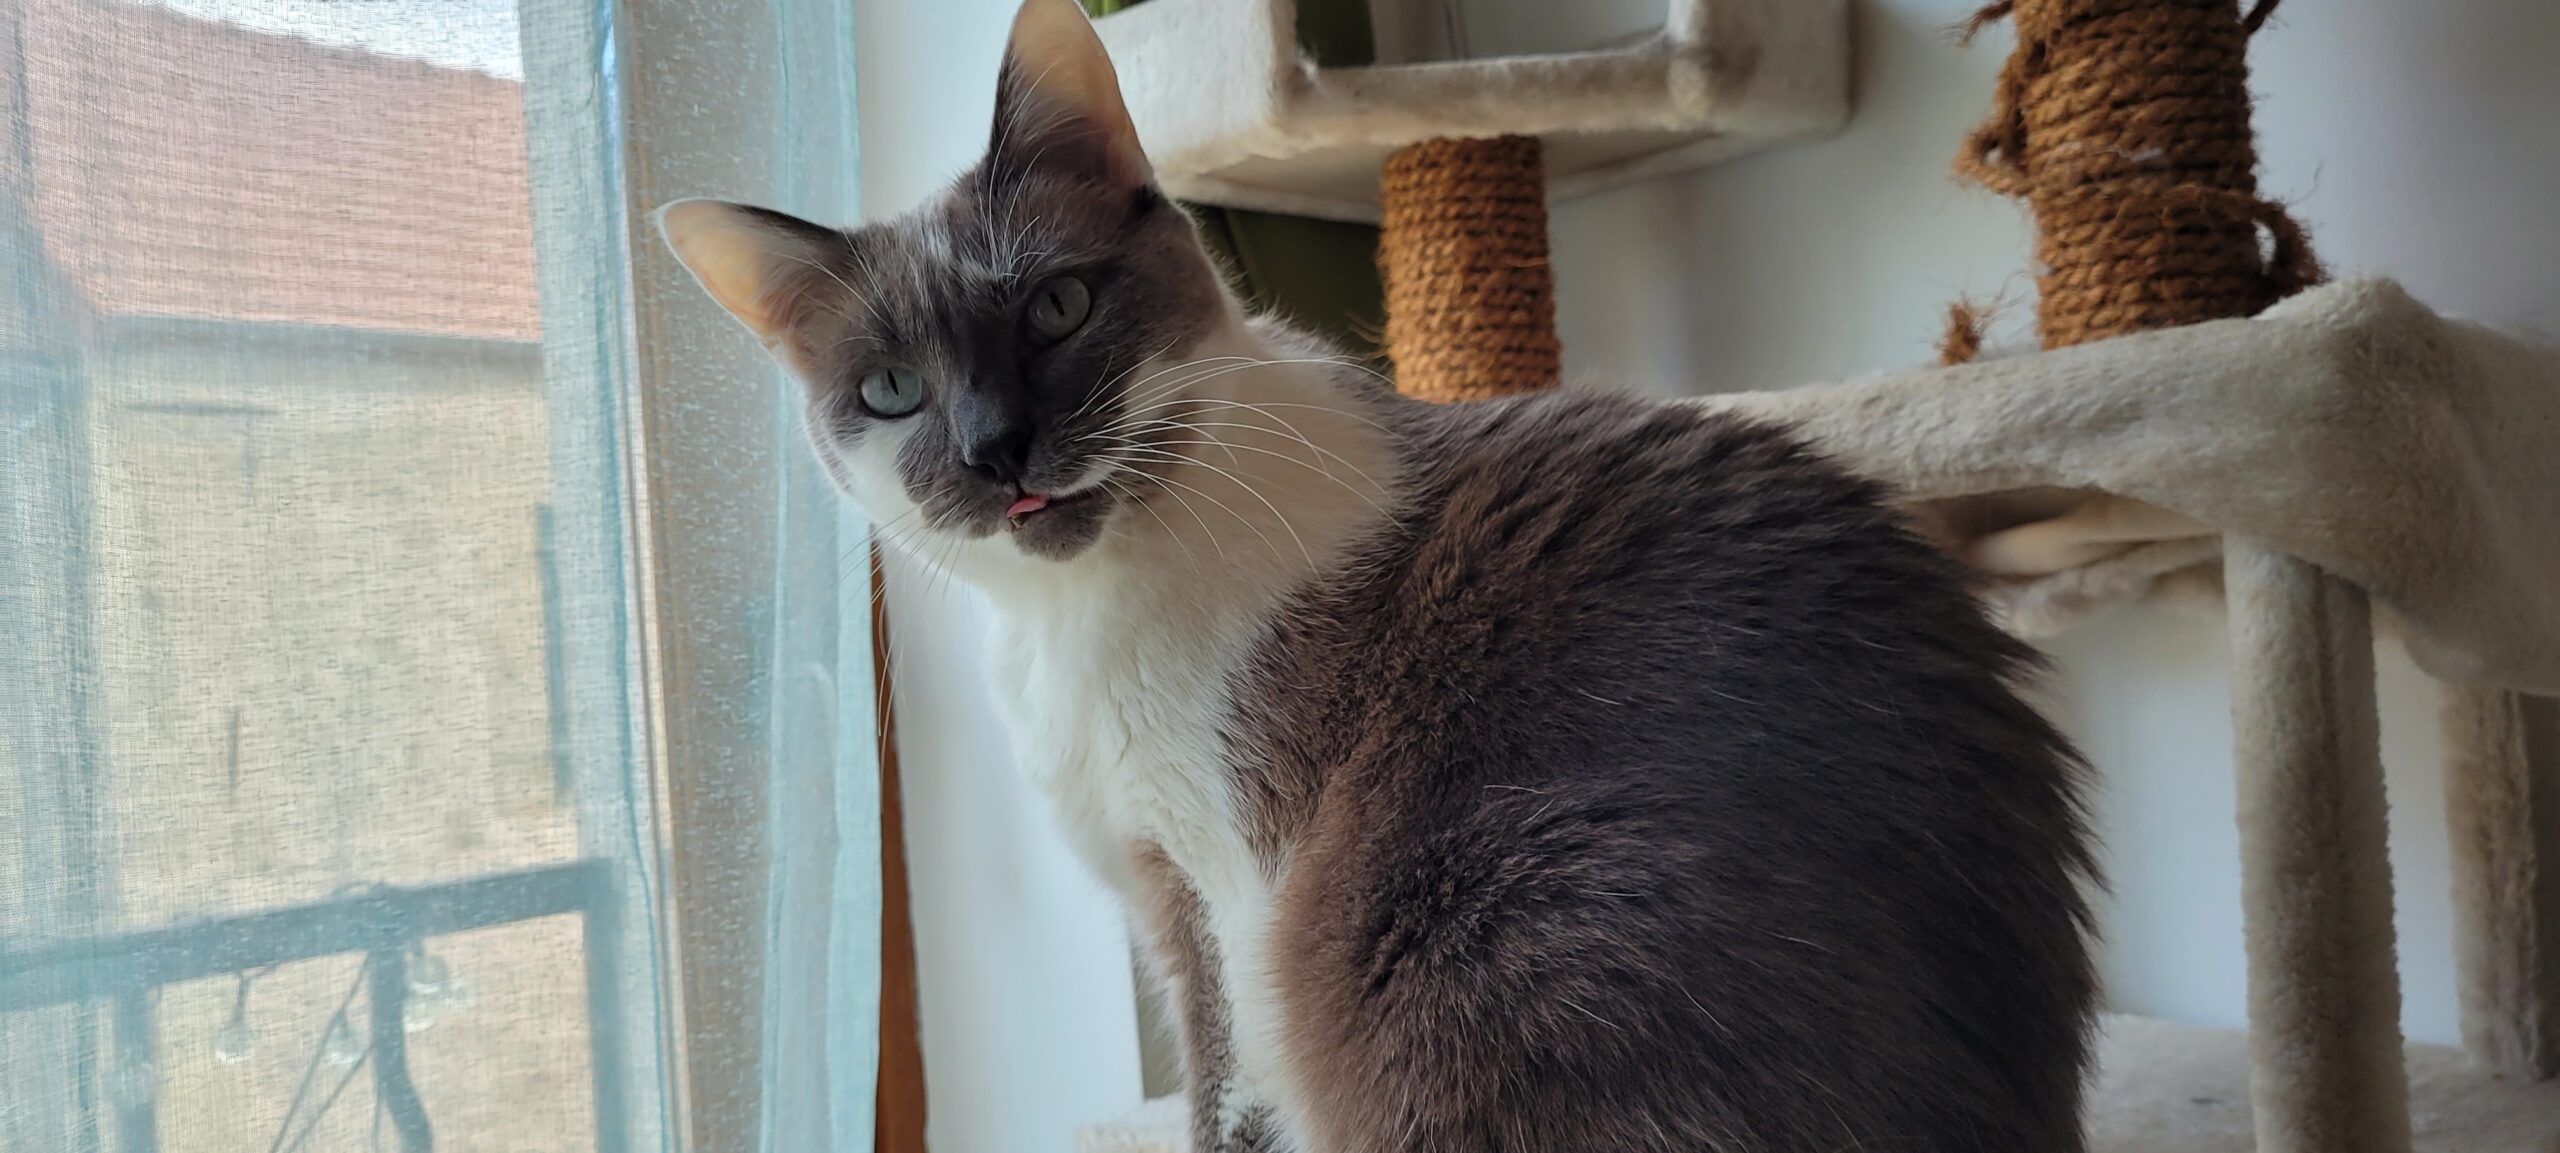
857,366,927,418
1027,275,1092,340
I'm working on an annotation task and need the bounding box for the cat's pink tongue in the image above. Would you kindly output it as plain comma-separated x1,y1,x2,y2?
1006,493,1050,519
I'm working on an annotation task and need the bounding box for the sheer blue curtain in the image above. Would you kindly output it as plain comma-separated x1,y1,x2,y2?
0,0,878,1149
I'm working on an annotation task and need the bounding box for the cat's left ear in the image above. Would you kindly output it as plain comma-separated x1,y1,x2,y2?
990,0,1152,190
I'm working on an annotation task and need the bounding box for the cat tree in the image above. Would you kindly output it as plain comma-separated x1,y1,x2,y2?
1081,1,2560,1149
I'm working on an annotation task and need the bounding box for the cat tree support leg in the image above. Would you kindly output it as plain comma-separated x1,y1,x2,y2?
2443,683,2560,1078
2225,540,2413,1153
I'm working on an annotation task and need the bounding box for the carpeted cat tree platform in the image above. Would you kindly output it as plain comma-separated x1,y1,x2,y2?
1080,1,2560,1149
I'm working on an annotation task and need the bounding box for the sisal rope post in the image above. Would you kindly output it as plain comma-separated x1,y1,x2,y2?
1955,0,2319,349
1378,135,1562,403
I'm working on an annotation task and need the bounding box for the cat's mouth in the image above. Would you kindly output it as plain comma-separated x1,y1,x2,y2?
1004,486,1100,531
993,481,1113,562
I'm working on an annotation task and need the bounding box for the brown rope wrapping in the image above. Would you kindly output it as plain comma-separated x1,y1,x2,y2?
1941,299,1992,365
1955,0,2320,350
1378,135,1562,402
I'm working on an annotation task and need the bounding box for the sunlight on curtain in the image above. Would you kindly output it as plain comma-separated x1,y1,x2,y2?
0,0,878,1149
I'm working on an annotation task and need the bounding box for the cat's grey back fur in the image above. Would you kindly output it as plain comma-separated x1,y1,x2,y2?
1230,387,2100,1153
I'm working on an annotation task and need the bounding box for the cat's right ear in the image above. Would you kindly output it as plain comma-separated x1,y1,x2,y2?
655,199,843,352
989,0,1151,190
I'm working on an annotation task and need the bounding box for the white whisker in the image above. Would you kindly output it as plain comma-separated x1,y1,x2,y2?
1097,415,1386,494
1094,436,1388,515
1100,474,1199,569
1108,451,1233,563
1101,444,1312,567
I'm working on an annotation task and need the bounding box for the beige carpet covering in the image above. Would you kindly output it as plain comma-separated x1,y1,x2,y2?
1699,277,2560,697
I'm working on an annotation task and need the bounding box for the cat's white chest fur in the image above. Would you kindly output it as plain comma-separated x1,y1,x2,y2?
983,585,1297,1139
954,343,1398,1150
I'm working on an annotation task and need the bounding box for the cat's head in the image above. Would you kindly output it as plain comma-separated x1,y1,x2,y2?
657,0,1230,566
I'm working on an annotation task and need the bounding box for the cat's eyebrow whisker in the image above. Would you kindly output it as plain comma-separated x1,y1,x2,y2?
1004,245,1054,283
987,62,1070,189
989,78,1074,258
995,154,1053,261
836,279,899,340
1004,210,1047,277
835,247,904,338
771,250,861,301
771,250,897,336
824,331,891,356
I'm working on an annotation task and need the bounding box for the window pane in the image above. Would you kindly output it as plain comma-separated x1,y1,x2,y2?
2,1,662,1149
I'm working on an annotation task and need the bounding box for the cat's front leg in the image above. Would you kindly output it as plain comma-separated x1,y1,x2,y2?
1128,845,1288,1153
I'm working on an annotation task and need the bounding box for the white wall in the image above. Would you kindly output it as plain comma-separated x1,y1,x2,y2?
1550,0,2560,1046
854,0,2560,1144
856,3,1149,1152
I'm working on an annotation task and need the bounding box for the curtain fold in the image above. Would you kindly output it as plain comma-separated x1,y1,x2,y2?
0,0,878,1150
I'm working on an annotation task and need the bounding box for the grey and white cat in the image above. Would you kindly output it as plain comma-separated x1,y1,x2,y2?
660,1,2097,1149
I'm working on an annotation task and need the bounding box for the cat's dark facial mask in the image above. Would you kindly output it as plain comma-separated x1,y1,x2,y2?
657,0,1226,563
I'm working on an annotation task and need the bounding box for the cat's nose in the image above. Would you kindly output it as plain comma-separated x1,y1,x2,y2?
957,409,1035,485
